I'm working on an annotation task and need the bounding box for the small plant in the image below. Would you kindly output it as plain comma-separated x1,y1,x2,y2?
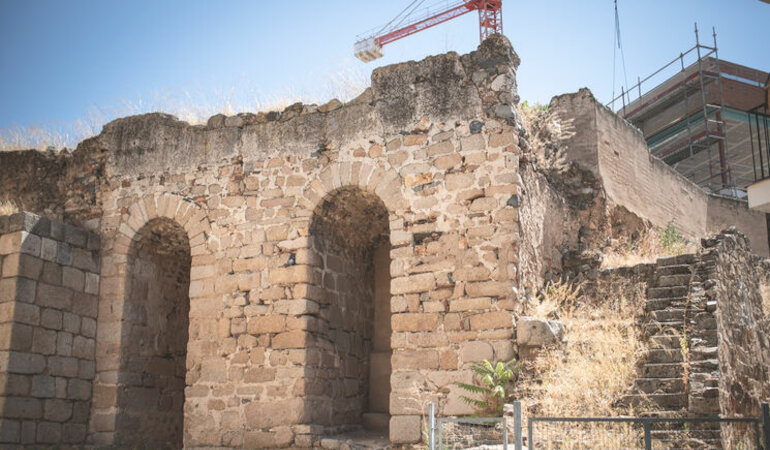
456,359,521,416
661,218,684,254
529,279,581,319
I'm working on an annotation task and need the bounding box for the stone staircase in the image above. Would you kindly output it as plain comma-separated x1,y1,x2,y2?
625,254,723,448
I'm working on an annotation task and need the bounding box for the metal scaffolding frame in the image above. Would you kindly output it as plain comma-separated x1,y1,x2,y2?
607,24,734,195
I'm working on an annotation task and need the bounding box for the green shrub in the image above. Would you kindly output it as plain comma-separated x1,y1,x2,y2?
456,359,521,416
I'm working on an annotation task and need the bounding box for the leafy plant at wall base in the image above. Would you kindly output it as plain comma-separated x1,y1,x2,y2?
456,359,521,416
662,219,684,254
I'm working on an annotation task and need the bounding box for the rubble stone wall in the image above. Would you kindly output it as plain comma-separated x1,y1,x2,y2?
0,212,100,446
708,231,770,422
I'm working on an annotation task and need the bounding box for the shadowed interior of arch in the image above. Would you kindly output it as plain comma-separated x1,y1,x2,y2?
116,217,191,448
307,186,392,434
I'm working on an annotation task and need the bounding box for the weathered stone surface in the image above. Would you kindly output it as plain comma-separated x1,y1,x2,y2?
516,317,564,347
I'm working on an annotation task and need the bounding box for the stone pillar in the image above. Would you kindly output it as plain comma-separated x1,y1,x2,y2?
0,212,100,446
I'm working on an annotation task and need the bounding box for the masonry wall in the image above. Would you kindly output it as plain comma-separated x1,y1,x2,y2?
0,212,100,446
708,231,770,424
552,89,769,257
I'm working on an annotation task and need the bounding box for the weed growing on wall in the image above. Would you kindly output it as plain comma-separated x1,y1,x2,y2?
602,220,695,268
456,359,522,416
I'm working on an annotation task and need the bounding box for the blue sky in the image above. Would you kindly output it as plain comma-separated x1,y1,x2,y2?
0,0,768,135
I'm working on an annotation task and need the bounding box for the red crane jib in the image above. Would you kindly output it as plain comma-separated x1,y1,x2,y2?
375,0,502,46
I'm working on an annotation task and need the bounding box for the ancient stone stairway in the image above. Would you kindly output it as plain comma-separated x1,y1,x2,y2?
625,254,722,448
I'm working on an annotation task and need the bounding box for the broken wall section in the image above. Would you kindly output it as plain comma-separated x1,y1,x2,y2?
551,89,769,257
0,212,100,446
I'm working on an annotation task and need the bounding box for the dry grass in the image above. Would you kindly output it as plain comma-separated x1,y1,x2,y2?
517,280,649,448
602,222,696,269
0,68,369,152
0,200,20,216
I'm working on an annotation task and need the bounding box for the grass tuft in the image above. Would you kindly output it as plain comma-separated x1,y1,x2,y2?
602,220,695,268
0,199,20,216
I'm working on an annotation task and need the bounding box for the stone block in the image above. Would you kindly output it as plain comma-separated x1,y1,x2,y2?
3,253,43,279
391,273,435,295
67,379,92,400
272,331,308,349
469,311,513,330
36,283,73,310
269,265,311,285
460,341,494,363
71,336,94,359
0,231,23,255
40,308,63,330
516,317,565,347
391,313,439,332
7,351,46,374
392,349,439,369
36,421,61,444
62,312,80,333
465,281,510,298
1,396,42,419
0,418,20,443
84,272,99,295
62,267,85,292
31,375,56,398
40,237,57,261
390,415,421,444
31,328,57,355
244,398,305,429
247,316,286,334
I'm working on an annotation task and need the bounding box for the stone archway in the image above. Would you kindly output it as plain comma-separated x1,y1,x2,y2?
115,217,191,448
308,186,392,434
89,194,208,447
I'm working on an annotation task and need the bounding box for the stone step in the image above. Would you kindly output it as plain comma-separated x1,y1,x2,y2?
651,308,687,322
648,286,689,299
649,334,682,349
691,346,719,361
622,393,688,409
641,363,684,378
646,348,684,364
656,264,693,276
645,321,685,335
635,377,685,394
655,274,692,287
691,358,719,372
645,297,688,311
657,254,696,266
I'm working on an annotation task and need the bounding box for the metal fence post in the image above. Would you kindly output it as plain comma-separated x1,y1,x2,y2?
513,401,522,450
527,417,533,450
643,419,652,450
429,403,436,450
762,402,769,450
503,415,509,449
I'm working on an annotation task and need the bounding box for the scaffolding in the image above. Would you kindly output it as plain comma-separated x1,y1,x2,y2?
607,24,733,195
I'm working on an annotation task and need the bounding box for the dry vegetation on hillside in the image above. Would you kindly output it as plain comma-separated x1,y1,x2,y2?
602,220,696,268
516,280,650,448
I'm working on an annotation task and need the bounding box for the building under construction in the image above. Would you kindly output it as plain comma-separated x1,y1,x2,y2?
611,27,769,198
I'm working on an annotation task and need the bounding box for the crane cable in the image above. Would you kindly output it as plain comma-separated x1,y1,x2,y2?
376,0,427,37
611,0,630,110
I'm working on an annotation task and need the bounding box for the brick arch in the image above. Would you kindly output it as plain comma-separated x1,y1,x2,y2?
300,161,408,215
89,193,210,447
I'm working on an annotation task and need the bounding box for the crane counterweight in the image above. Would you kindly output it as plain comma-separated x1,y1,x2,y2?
354,0,502,62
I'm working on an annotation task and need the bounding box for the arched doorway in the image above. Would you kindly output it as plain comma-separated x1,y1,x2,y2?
309,186,391,434
116,217,191,448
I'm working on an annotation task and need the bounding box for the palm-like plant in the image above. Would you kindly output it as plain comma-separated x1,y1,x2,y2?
456,359,521,416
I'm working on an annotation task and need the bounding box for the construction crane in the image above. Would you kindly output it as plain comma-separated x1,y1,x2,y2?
354,0,502,62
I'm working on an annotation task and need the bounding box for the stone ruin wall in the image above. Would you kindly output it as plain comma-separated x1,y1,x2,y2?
0,35,768,448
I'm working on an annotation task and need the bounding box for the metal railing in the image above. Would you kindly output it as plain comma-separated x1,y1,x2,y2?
427,402,770,449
